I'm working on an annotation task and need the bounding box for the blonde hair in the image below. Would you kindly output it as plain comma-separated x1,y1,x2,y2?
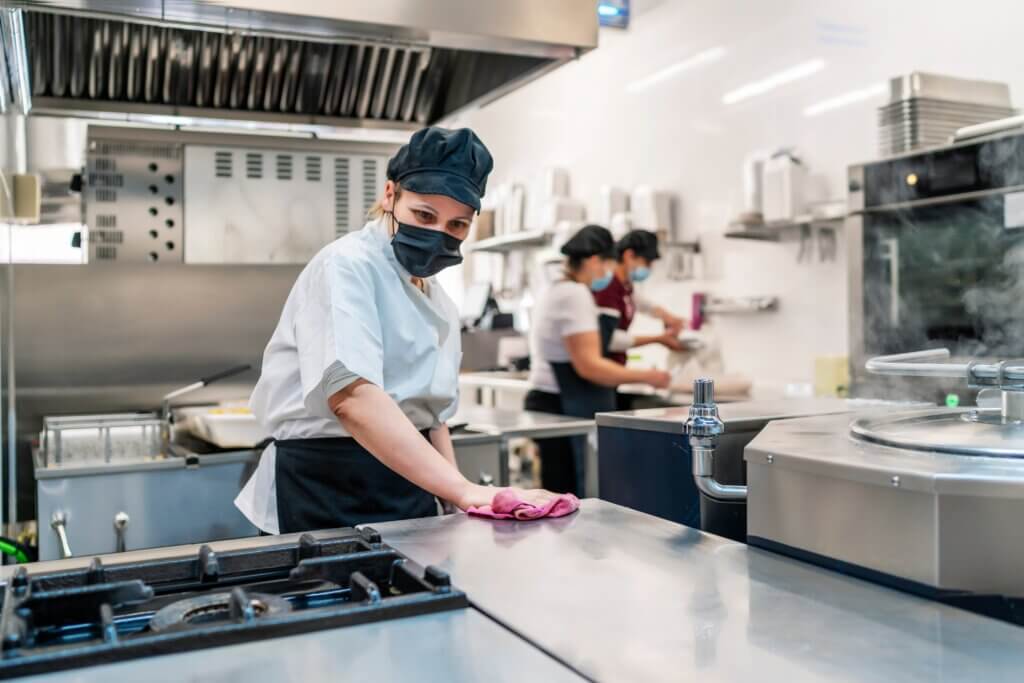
367,183,402,221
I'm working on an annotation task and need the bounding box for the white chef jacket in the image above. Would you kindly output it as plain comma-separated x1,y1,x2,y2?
235,216,462,533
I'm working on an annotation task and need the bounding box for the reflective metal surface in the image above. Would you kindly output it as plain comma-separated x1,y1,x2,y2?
595,398,866,434
19,609,584,683
376,500,1024,682
747,412,1024,594
16,0,596,127
2,529,584,682
453,404,594,440
852,408,1024,457
36,451,258,560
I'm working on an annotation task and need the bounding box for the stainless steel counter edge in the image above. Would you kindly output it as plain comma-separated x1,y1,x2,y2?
595,398,929,434
0,528,355,581
34,449,260,479
746,412,1024,497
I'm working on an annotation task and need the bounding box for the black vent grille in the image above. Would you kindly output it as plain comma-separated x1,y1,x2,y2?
94,158,116,172
93,230,123,244
334,157,350,236
215,151,233,178
361,158,378,216
95,245,117,260
95,142,179,159
88,173,123,187
95,215,117,228
276,154,293,181
94,189,117,202
306,156,322,182
246,153,263,179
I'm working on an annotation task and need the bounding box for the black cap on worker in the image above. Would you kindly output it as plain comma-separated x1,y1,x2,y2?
615,230,660,262
386,127,494,212
560,224,615,259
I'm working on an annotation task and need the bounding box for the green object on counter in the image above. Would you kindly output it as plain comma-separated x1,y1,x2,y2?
0,540,28,564
945,394,960,408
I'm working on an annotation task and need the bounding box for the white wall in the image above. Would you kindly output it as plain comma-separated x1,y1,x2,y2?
450,0,1024,389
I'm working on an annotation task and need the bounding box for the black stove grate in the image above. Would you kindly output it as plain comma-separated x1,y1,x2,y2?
0,528,466,678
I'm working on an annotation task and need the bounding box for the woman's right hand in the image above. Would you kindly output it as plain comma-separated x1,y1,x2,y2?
642,369,672,389
454,484,561,511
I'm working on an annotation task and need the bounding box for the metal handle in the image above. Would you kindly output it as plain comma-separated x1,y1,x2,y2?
160,363,253,453
51,511,72,559
198,364,252,387
478,473,495,486
879,238,900,327
114,511,130,553
865,349,1024,384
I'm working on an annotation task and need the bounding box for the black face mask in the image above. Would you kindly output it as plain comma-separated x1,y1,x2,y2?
390,218,464,278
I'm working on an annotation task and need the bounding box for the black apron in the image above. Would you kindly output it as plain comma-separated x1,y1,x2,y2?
547,309,620,494
274,432,437,533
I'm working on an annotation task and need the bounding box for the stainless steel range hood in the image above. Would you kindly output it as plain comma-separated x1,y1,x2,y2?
13,0,597,129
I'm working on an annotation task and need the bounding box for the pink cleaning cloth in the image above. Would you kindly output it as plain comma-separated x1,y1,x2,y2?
468,490,580,520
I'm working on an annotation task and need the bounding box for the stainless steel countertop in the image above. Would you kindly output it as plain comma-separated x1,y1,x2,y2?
374,499,1024,682
21,609,584,683
453,404,594,439
595,397,898,434
4,529,582,682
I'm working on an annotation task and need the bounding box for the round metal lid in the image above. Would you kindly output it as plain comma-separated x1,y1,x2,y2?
850,408,1024,458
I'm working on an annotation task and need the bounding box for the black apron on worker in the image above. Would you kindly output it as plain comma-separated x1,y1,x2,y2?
547,309,620,494
274,433,437,533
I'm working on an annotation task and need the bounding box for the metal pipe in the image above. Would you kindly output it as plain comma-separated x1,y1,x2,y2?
867,348,1024,384
684,378,747,502
1,9,33,115
51,510,72,559
1004,391,1024,422
691,445,748,500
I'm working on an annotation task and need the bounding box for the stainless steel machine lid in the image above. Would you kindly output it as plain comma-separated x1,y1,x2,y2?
851,408,1024,458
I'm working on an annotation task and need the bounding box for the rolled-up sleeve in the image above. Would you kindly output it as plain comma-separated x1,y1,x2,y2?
294,256,384,420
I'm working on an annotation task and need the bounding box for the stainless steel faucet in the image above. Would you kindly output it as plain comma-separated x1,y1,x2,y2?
684,378,747,500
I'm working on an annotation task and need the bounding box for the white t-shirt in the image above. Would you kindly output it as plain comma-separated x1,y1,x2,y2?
527,280,599,393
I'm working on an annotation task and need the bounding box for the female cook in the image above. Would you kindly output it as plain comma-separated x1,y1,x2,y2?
236,126,557,533
523,225,672,495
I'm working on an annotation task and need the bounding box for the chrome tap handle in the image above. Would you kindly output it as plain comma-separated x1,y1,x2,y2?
51,510,72,559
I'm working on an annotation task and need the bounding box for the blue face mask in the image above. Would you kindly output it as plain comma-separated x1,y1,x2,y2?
630,266,651,283
590,270,614,292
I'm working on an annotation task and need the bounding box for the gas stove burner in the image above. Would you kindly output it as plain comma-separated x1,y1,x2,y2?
149,588,292,632
0,530,468,679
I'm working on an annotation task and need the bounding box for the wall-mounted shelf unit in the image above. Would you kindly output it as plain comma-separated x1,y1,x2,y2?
724,215,843,242
469,230,551,253
663,240,701,252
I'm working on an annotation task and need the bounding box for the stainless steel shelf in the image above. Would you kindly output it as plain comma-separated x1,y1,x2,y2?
724,215,843,242
469,230,551,253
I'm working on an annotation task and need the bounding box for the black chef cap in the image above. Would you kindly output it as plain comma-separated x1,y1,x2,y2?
386,126,494,212
615,229,661,262
560,224,615,259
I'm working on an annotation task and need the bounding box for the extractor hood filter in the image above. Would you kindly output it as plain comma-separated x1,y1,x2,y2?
22,10,559,128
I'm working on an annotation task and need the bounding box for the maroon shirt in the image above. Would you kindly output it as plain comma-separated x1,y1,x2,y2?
593,273,634,365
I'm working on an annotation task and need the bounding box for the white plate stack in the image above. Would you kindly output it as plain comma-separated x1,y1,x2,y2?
878,72,1015,156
